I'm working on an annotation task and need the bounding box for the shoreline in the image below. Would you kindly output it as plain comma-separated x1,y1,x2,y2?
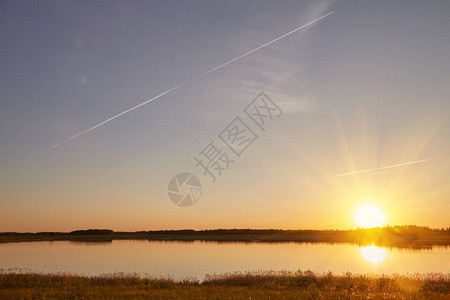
1,226,449,248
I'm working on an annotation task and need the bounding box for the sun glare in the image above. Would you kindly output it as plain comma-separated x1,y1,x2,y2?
354,203,386,228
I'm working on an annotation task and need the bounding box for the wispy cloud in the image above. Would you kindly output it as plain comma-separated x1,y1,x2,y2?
197,2,335,116
0,11,335,173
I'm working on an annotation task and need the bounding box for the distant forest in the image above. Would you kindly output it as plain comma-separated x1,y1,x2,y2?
1,226,449,248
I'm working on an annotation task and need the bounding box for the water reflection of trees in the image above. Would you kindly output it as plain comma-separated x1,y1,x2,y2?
144,239,448,251
2,226,448,250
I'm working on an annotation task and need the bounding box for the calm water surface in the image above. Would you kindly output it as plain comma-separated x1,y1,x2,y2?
0,240,448,279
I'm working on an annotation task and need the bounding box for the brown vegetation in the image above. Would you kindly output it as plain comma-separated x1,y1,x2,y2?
0,269,448,299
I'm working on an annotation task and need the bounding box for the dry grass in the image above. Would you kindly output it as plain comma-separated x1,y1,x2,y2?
0,269,449,299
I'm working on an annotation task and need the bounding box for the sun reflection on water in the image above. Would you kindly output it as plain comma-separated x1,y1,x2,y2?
360,246,387,264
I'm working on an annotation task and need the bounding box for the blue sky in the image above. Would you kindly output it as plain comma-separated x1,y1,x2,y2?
0,0,449,231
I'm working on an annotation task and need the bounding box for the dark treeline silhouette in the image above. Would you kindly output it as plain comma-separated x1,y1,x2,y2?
1,226,449,248
69,229,113,236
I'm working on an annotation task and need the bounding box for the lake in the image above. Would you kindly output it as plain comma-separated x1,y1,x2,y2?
0,240,448,279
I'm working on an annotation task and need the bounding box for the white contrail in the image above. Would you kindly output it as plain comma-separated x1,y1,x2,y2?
335,159,430,177
364,171,390,176
10,11,335,167
23,84,184,163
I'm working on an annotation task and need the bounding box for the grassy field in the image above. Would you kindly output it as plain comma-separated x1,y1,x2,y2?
0,270,448,299
1,226,449,248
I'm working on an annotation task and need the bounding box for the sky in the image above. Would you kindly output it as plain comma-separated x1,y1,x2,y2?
0,0,449,232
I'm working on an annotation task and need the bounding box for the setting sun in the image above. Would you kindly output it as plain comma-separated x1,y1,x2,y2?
354,204,386,228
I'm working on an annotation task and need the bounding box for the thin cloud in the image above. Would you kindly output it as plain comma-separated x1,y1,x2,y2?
1,11,335,173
